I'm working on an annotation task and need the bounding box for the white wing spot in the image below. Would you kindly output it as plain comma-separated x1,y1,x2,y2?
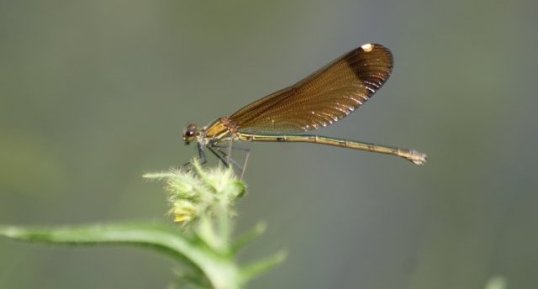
361,43,374,52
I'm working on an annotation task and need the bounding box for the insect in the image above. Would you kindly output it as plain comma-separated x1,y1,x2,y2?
183,43,426,173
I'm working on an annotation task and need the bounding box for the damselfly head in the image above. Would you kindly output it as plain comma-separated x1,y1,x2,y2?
182,123,198,145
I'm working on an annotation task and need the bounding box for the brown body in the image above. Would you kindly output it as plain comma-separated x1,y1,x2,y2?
183,43,426,166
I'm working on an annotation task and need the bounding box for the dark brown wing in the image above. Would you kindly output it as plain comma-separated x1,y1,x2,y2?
229,43,393,133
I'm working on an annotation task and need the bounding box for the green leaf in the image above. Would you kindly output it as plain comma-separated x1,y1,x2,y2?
231,222,266,253
240,251,287,283
0,222,242,289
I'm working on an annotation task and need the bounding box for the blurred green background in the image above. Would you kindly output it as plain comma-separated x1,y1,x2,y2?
1,1,537,288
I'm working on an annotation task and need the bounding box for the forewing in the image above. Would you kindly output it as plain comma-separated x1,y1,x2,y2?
230,43,393,133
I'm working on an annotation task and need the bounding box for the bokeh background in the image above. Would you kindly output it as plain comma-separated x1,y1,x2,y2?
1,1,537,289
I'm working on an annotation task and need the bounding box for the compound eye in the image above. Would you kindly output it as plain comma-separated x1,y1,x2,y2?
183,123,198,143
